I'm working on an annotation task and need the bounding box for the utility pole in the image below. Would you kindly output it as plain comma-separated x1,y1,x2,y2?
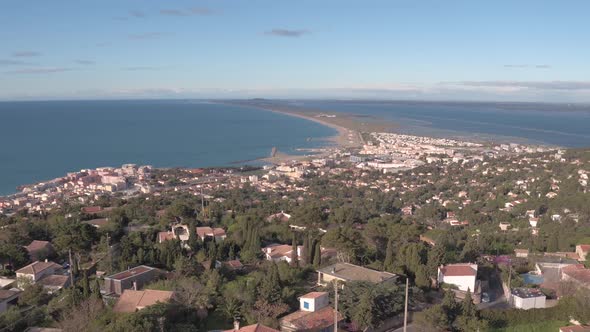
403,277,409,332
334,280,339,332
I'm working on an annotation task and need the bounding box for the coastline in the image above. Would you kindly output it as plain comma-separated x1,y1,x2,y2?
226,100,398,164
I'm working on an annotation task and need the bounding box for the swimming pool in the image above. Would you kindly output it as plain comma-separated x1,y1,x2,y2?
522,273,544,285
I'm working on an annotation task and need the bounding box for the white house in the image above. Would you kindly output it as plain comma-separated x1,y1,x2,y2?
299,292,330,312
262,244,302,264
438,263,477,292
511,288,546,310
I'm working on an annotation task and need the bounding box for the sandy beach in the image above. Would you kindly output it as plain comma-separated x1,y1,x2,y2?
227,100,398,164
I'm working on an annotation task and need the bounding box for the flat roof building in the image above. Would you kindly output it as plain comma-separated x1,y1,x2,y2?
317,263,397,286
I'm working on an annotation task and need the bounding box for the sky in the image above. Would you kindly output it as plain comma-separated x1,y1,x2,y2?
1,0,589,102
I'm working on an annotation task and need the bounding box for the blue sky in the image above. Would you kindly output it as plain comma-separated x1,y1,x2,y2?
1,0,589,102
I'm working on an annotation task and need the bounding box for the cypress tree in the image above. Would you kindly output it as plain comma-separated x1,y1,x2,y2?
291,232,299,267
313,241,322,268
92,279,102,301
383,238,395,272
259,263,282,303
81,270,90,298
302,234,310,265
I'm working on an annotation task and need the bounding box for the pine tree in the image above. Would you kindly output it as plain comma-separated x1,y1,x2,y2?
427,244,445,278
383,238,395,272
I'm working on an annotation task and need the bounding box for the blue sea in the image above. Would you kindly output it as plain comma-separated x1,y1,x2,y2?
2,99,590,196
0,100,337,196
293,100,590,147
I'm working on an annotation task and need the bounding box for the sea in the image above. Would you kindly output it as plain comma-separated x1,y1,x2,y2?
0,100,336,196
292,100,590,147
1,99,590,196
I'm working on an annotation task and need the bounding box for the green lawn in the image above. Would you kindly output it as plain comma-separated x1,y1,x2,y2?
490,320,568,332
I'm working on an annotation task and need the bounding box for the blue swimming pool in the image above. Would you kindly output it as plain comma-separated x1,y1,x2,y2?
522,273,544,285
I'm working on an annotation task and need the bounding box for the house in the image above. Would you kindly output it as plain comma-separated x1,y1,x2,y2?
224,323,279,332
559,326,590,332
215,259,244,271
157,224,226,244
280,292,343,332
576,244,590,261
510,288,546,310
401,206,413,216
16,261,62,283
437,263,477,292
112,289,175,313
0,289,20,313
561,264,590,288
514,249,529,258
196,227,227,242
317,263,397,286
103,265,164,296
24,240,54,261
266,211,291,223
82,218,110,228
37,275,71,293
262,244,302,264
529,217,539,228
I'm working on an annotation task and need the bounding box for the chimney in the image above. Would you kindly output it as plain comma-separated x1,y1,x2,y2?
331,267,336,274
133,281,138,291
45,258,48,263
233,320,240,331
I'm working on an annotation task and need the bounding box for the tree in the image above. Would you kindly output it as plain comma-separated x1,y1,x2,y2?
302,234,310,265
340,281,404,330
81,270,90,298
19,282,50,307
0,243,29,269
417,305,450,331
383,238,394,272
188,221,200,252
259,263,282,304
313,241,321,268
291,232,299,267
461,289,476,318
427,244,445,278
92,279,102,301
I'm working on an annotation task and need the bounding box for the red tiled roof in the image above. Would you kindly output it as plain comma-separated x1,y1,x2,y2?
82,206,102,214
560,326,590,332
563,265,590,285
16,261,61,276
578,245,590,252
224,323,279,332
196,227,226,238
281,306,342,330
158,231,175,242
25,240,52,253
113,289,175,313
440,264,477,277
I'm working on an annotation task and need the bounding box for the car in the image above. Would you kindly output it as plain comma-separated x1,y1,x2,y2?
481,292,491,303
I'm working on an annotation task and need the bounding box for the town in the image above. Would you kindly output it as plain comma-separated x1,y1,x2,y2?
0,132,589,332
